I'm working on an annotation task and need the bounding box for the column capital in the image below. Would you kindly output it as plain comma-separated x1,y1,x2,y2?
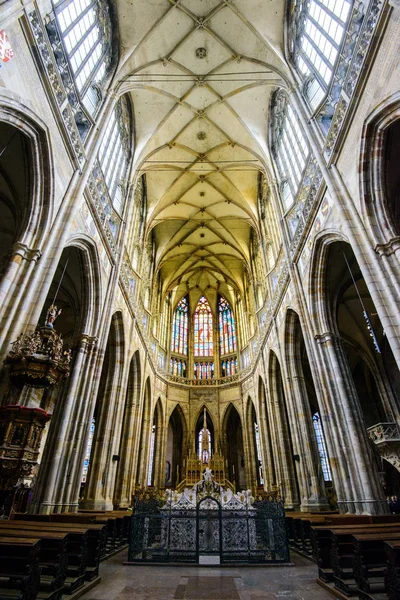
374,236,400,256
12,242,41,262
314,331,340,345
77,334,98,351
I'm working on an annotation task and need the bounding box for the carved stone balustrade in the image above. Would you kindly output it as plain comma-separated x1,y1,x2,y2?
368,422,400,472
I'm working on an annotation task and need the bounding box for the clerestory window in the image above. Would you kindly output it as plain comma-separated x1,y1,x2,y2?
270,90,309,205
313,412,332,482
97,97,132,215
171,296,189,356
55,0,112,109
290,0,352,109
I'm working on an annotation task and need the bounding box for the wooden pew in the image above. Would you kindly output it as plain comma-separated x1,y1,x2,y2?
0,537,40,600
285,513,330,556
384,540,400,600
12,515,106,572
330,527,400,596
351,532,400,598
0,529,67,600
312,522,400,584
0,522,88,593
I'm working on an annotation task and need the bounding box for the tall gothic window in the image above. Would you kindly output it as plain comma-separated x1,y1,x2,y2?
55,0,111,99
218,296,236,355
270,90,309,206
194,362,214,380
194,296,213,357
198,428,212,462
97,97,132,215
171,296,188,356
313,412,332,482
81,417,95,483
254,422,264,486
147,424,156,486
290,0,352,109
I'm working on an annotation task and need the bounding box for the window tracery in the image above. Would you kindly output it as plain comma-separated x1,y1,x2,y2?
171,296,189,356
97,96,132,215
313,412,332,481
54,0,112,111
170,357,187,377
194,362,214,380
270,90,309,205
289,0,352,109
254,421,264,486
218,296,236,356
194,296,213,357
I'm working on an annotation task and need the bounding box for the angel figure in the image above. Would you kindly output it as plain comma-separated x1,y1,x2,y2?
45,305,62,328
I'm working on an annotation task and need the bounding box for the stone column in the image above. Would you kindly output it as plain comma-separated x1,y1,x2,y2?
315,331,387,514
256,383,277,491
30,335,98,513
80,350,127,511
284,367,330,512
267,376,300,510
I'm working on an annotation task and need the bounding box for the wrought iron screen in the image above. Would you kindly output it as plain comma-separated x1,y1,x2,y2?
128,496,289,564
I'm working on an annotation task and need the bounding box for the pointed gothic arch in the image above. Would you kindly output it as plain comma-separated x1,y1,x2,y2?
81,310,126,510
360,92,400,245
136,377,152,488
114,349,142,507
165,404,187,488
222,403,245,490
257,376,276,491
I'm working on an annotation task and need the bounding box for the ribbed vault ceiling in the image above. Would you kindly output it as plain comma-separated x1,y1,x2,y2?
116,0,289,307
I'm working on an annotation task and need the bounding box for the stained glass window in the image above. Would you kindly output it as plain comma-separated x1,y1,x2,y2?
218,296,237,355
313,412,332,482
194,362,214,379
194,296,213,356
170,357,187,377
147,424,156,486
221,358,238,377
198,429,212,462
254,422,264,486
81,418,95,483
171,296,188,355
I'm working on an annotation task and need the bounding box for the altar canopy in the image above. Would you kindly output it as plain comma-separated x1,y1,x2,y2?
128,473,289,565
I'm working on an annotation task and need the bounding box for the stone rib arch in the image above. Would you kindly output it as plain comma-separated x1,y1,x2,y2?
360,91,400,246
0,91,53,250
308,230,351,335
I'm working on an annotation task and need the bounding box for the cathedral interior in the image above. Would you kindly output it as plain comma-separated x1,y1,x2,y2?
1,0,400,596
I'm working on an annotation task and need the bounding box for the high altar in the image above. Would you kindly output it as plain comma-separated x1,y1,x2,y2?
179,408,233,491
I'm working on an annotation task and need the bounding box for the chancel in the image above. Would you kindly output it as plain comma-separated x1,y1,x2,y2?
0,0,400,598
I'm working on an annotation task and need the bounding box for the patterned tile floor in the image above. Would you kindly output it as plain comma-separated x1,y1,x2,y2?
82,550,333,600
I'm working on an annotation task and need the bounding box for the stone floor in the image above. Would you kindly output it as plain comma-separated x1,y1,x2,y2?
82,549,333,600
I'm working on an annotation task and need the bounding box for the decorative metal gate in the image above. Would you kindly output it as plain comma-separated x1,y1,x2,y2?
128,492,289,564
197,497,221,560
